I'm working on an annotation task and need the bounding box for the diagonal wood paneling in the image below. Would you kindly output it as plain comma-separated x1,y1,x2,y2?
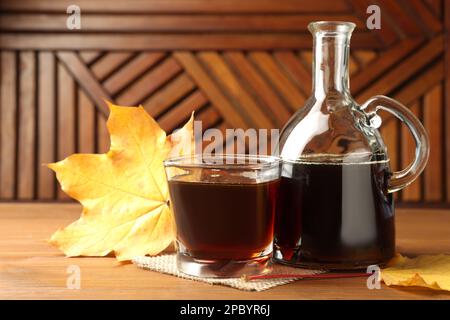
0,0,448,206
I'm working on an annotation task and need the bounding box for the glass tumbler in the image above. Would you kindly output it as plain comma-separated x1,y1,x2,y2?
164,154,281,278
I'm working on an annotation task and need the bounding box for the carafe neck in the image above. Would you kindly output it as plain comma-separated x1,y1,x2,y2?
309,22,355,98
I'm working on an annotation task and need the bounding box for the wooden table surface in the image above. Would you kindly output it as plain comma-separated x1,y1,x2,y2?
0,203,449,300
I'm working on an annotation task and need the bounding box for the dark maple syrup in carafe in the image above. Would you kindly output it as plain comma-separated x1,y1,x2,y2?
274,160,395,270
168,179,280,261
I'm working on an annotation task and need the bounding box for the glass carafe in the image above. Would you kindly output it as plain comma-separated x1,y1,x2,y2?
273,21,429,270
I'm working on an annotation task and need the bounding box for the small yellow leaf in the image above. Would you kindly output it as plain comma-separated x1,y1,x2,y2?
382,254,450,291
48,102,194,261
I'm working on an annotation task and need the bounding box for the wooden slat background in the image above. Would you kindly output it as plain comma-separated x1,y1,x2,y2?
0,0,448,206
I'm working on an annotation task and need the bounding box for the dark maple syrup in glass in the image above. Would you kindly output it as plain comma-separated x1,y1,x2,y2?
168,179,280,261
274,160,395,269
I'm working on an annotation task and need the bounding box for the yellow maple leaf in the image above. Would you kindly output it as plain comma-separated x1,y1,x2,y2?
48,102,194,261
382,254,450,291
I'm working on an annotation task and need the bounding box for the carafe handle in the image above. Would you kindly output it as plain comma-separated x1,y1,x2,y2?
361,95,430,193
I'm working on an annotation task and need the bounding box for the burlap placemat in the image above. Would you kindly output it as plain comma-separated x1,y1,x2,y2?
133,254,324,292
